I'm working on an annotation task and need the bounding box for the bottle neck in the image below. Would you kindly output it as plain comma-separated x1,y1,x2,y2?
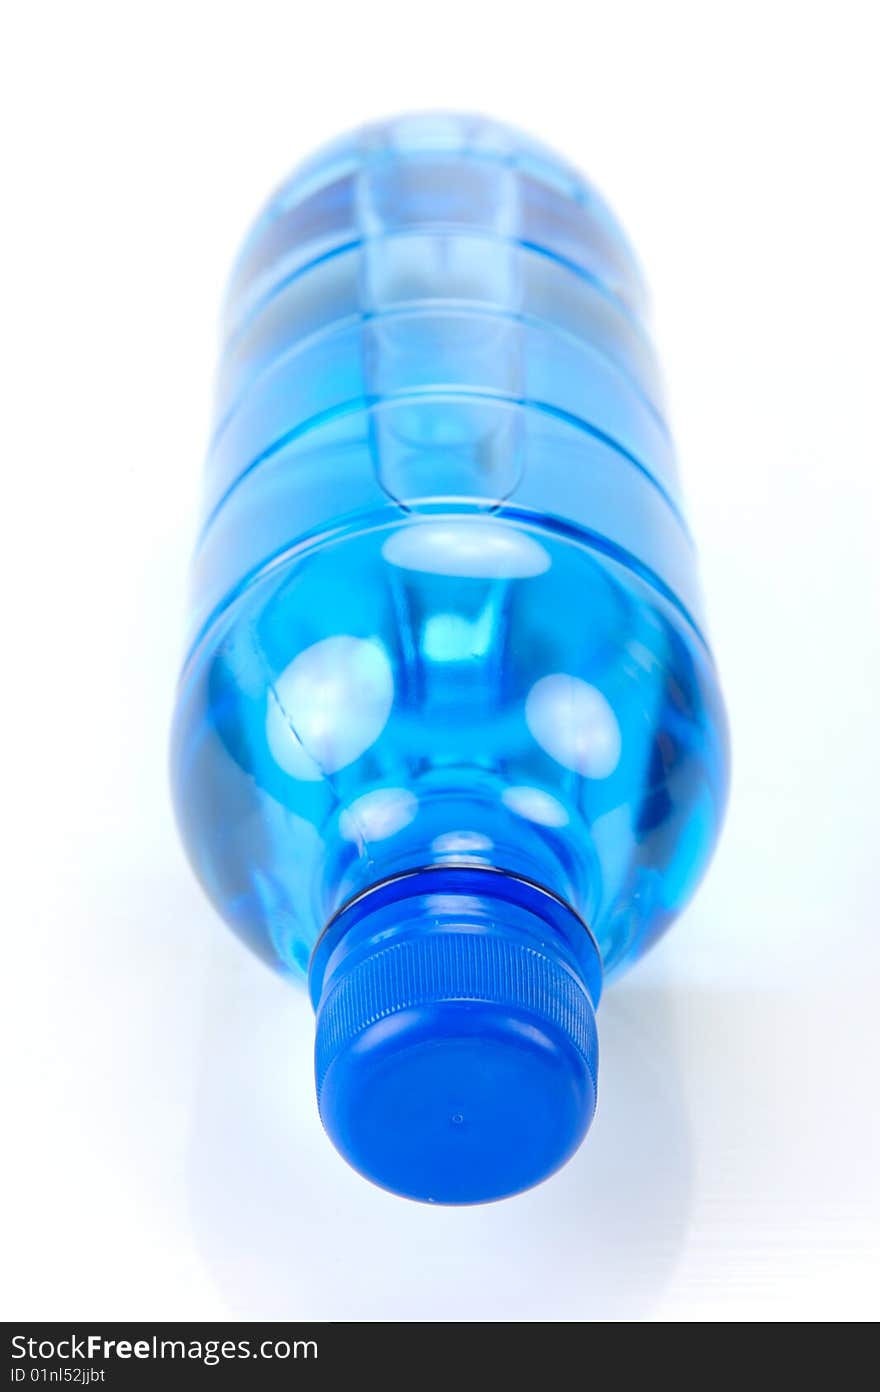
317,783,602,937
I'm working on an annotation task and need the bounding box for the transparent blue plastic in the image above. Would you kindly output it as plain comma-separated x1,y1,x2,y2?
171,113,729,1204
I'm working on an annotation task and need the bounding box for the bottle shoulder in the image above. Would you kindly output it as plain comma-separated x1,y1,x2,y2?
172,516,727,976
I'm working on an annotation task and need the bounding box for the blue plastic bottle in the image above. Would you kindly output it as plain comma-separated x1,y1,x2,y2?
172,113,729,1204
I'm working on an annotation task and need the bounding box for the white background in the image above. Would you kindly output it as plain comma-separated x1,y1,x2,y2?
2,0,878,1322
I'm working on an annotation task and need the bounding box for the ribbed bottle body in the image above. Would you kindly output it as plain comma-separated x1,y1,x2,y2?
172,114,728,981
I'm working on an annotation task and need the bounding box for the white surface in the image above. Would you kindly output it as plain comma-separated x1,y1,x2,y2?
2,0,878,1322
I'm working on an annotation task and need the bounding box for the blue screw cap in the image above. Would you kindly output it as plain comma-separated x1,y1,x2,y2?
310,869,601,1205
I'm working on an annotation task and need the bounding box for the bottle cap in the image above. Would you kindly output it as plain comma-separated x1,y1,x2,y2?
310,868,601,1204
